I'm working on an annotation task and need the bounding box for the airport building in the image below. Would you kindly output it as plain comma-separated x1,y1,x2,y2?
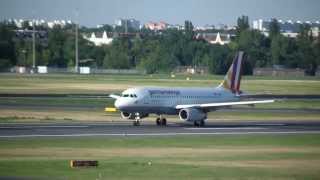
83,31,113,46
196,32,232,45
7,18,73,29
115,18,141,30
144,21,168,31
253,19,320,38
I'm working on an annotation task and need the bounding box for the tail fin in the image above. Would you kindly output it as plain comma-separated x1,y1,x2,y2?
219,51,245,94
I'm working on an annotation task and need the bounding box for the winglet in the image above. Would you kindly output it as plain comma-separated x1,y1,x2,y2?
219,51,245,94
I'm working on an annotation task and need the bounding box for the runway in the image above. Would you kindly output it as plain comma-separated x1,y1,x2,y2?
1,120,320,138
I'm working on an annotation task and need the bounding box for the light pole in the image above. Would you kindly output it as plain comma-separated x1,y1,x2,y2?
21,49,27,66
32,19,36,72
75,22,79,73
74,9,79,73
31,10,36,73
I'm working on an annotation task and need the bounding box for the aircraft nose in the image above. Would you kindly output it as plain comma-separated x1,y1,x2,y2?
115,99,129,110
114,99,122,109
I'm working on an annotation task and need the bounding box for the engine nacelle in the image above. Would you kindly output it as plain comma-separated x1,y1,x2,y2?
121,112,135,119
179,108,206,122
120,112,149,119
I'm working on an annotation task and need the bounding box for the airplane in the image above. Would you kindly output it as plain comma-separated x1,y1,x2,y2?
109,51,274,126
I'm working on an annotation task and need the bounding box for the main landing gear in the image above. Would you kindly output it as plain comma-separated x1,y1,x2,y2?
193,120,205,127
156,115,167,126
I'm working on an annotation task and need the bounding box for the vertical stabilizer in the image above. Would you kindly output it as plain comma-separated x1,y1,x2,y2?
219,51,245,94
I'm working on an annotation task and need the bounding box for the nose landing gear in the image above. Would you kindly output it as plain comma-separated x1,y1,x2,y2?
133,112,141,126
133,119,140,126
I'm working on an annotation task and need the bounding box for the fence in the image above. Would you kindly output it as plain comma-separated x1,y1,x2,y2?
6,66,145,75
253,68,305,77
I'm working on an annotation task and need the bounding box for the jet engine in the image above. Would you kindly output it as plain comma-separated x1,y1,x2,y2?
179,108,206,122
120,112,135,119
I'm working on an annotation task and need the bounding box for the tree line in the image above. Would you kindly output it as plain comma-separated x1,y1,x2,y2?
0,16,319,75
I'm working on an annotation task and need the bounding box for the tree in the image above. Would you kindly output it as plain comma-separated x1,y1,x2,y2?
104,47,130,69
270,34,288,65
236,15,249,36
47,25,68,67
207,45,231,74
236,29,270,73
103,38,130,69
269,18,280,39
184,20,194,40
0,23,15,69
22,20,30,30
296,24,317,75
314,32,320,69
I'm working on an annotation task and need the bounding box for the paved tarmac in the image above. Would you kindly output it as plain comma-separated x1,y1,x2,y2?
0,120,320,138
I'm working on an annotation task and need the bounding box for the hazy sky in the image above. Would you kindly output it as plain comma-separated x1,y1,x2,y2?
1,0,320,27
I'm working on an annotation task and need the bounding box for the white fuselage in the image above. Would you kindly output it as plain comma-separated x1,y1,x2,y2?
114,86,239,115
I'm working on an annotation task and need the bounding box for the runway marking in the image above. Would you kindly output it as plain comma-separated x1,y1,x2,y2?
1,131,320,138
0,125,89,129
185,127,266,130
254,124,286,126
36,125,89,128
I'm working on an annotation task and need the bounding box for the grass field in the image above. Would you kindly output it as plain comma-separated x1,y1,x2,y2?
0,73,320,94
1,97,320,122
0,73,320,179
1,97,320,110
0,135,320,179
0,73,319,122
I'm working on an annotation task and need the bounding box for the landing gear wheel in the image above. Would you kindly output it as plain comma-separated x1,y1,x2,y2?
161,118,167,126
156,117,167,126
193,120,205,127
199,120,205,127
133,120,140,126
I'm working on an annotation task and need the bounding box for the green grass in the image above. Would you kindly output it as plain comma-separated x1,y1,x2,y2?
1,109,320,123
1,135,320,148
2,97,320,110
0,73,319,94
0,97,112,107
1,97,320,123
253,99,320,109
0,159,318,180
0,135,320,179
0,73,319,122
1,97,319,109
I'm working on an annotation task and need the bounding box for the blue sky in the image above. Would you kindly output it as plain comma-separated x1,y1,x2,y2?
1,0,320,27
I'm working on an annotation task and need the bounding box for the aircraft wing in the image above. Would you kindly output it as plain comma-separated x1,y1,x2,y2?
109,94,121,99
175,100,275,109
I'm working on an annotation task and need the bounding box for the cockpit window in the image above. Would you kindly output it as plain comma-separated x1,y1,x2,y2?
122,94,137,98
